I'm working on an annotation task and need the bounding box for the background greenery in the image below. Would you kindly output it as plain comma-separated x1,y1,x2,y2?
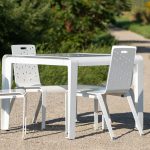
115,12,150,39
114,0,150,38
0,0,130,87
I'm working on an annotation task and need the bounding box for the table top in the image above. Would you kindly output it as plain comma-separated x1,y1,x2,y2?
3,53,143,66
38,53,110,57
5,53,111,59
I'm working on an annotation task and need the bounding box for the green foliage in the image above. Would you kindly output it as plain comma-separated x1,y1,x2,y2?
0,0,126,57
36,0,120,53
78,66,108,85
38,46,111,86
115,12,150,38
133,9,150,24
131,0,150,24
39,66,68,85
0,0,53,56
0,0,126,86
129,23,150,38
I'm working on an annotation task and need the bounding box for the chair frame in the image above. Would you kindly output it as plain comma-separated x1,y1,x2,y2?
0,89,27,139
65,46,143,140
11,45,67,131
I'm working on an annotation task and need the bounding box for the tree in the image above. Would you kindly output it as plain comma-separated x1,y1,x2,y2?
0,0,129,57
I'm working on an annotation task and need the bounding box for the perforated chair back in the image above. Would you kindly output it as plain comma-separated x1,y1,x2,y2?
11,45,41,87
106,46,136,94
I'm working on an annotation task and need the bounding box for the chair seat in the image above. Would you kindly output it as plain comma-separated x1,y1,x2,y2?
76,85,106,98
0,89,26,96
77,85,101,92
17,85,67,93
40,86,67,93
59,84,106,98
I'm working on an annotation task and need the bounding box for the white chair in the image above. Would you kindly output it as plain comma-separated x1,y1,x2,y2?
0,89,26,139
11,45,67,130
66,46,143,140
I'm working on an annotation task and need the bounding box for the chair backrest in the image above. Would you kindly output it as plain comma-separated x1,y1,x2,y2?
11,45,41,87
106,46,136,94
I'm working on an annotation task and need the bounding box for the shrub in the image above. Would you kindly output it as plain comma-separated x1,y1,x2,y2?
132,1,150,24
0,0,124,86
0,0,126,57
38,46,111,86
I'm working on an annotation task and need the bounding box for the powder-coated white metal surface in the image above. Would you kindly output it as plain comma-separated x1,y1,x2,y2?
1,46,143,139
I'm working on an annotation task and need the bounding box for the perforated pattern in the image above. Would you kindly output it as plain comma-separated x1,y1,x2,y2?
11,45,41,87
106,46,136,93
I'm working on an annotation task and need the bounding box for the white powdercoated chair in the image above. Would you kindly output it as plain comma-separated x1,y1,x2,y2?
11,45,67,130
66,46,143,140
0,89,26,139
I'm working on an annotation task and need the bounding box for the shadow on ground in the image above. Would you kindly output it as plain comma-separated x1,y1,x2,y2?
2,112,149,140
137,47,150,53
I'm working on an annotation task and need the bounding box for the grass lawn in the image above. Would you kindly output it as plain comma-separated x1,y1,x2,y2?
38,45,111,86
115,12,150,39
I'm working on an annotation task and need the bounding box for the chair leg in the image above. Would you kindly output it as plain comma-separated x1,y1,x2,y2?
97,94,115,140
102,115,106,130
22,95,27,139
65,93,68,136
126,91,143,135
94,98,99,130
41,90,46,130
32,93,42,123
76,98,78,122
102,95,111,131
25,95,27,135
10,97,15,113
102,95,106,130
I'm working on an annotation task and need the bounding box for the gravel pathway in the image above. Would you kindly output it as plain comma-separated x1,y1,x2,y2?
110,27,150,48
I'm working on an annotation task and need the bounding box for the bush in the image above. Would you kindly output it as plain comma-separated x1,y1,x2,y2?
0,0,126,57
0,0,53,56
38,46,111,86
134,9,150,24
0,0,123,86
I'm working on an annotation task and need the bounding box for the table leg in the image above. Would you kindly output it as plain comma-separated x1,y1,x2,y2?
1,56,12,130
133,58,144,129
67,61,78,139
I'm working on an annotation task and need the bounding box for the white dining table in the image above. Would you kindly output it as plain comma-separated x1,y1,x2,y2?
1,53,143,139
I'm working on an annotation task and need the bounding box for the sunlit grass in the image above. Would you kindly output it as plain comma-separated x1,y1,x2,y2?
115,12,150,39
